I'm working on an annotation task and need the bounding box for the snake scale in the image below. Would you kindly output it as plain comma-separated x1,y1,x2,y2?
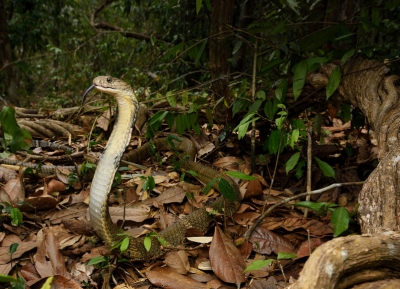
83,76,241,260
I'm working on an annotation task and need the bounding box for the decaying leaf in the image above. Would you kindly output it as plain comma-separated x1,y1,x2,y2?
146,266,207,289
164,250,190,274
250,227,295,255
209,226,246,283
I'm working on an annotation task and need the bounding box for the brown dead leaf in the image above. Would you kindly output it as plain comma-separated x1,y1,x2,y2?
244,179,263,198
146,266,207,289
249,276,278,289
20,263,40,282
45,179,67,194
18,195,58,212
233,212,261,225
164,250,190,274
155,186,186,204
0,166,17,181
46,203,87,224
109,203,150,223
0,187,11,204
97,108,111,131
62,218,94,236
209,226,246,284
27,274,83,289
296,238,324,258
260,217,333,236
197,142,215,157
250,228,295,255
3,178,24,204
213,156,242,171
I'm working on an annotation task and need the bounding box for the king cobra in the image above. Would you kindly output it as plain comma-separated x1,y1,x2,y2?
83,76,241,260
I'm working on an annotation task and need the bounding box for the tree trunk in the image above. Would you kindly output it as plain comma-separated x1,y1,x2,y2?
0,0,19,106
209,0,234,124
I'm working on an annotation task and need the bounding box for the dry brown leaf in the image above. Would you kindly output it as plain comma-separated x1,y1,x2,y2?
155,186,186,204
209,226,246,284
197,142,215,157
0,240,40,266
164,250,190,274
244,179,263,198
233,212,261,225
97,108,111,131
260,217,333,236
250,228,295,255
0,187,12,204
3,178,24,204
296,238,324,258
47,203,87,224
18,195,58,212
20,263,40,282
0,166,17,181
146,266,207,289
249,276,278,289
45,179,67,194
109,203,150,223
62,218,94,236
213,156,242,171
27,274,83,289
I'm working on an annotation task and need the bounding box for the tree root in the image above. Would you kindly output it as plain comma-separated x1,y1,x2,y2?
287,231,400,289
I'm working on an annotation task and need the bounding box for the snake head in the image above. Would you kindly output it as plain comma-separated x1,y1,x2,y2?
82,76,132,105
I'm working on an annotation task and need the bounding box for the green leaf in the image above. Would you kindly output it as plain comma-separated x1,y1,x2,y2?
292,60,307,100
182,91,189,106
196,0,202,14
232,41,242,55
218,178,236,201
297,25,341,51
166,91,176,107
290,129,299,148
331,207,350,237
326,66,341,99
232,98,250,116
267,129,282,155
255,90,266,100
285,152,300,174
203,178,217,194
144,236,152,252
340,103,351,122
292,201,337,214
277,252,297,260
10,208,23,226
342,49,356,64
314,157,336,178
248,99,263,113
142,176,155,192
0,274,19,283
295,160,305,179
9,243,19,254
225,171,257,180
233,113,259,139
87,256,107,266
243,259,274,273
195,39,207,66
120,237,129,253
176,113,187,135
264,100,278,120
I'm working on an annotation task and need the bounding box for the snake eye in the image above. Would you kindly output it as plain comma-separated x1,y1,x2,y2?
106,77,112,83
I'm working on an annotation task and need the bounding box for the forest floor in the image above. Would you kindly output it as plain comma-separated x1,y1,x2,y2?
0,109,370,289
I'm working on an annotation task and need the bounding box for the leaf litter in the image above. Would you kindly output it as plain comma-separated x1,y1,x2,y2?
0,117,366,288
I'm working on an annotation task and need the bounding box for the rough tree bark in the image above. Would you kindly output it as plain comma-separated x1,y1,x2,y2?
0,0,19,105
209,0,234,124
288,58,400,288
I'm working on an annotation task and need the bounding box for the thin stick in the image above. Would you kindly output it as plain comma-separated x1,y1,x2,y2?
304,126,312,217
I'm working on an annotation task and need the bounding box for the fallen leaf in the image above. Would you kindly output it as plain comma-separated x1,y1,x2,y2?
260,217,333,236
209,226,246,284
3,178,24,204
164,250,190,274
97,108,111,131
244,179,263,198
155,186,186,204
45,179,67,194
249,228,295,255
233,212,261,225
0,166,17,181
146,266,207,289
296,238,324,258
109,203,150,223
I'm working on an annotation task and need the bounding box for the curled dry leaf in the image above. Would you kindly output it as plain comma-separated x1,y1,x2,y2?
260,217,333,236
3,178,24,204
164,250,190,274
209,226,246,284
244,178,263,198
45,179,67,194
156,186,186,204
250,227,295,255
146,266,207,289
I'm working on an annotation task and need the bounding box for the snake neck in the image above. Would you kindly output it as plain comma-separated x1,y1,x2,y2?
89,90,138,245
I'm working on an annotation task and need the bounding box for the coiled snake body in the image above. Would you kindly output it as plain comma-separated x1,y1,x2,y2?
83,76,241,260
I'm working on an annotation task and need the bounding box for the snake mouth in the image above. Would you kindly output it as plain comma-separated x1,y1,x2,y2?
82,83,96,106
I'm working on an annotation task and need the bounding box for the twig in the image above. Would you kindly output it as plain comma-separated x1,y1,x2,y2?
304,126,312,217
245,182,364,240
250,39,258,174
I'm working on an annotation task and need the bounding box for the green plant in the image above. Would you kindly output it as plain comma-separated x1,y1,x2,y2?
1,203,23,226
292,201,355,237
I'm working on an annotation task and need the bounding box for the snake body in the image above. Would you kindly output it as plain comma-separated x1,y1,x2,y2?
84,76,241,260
